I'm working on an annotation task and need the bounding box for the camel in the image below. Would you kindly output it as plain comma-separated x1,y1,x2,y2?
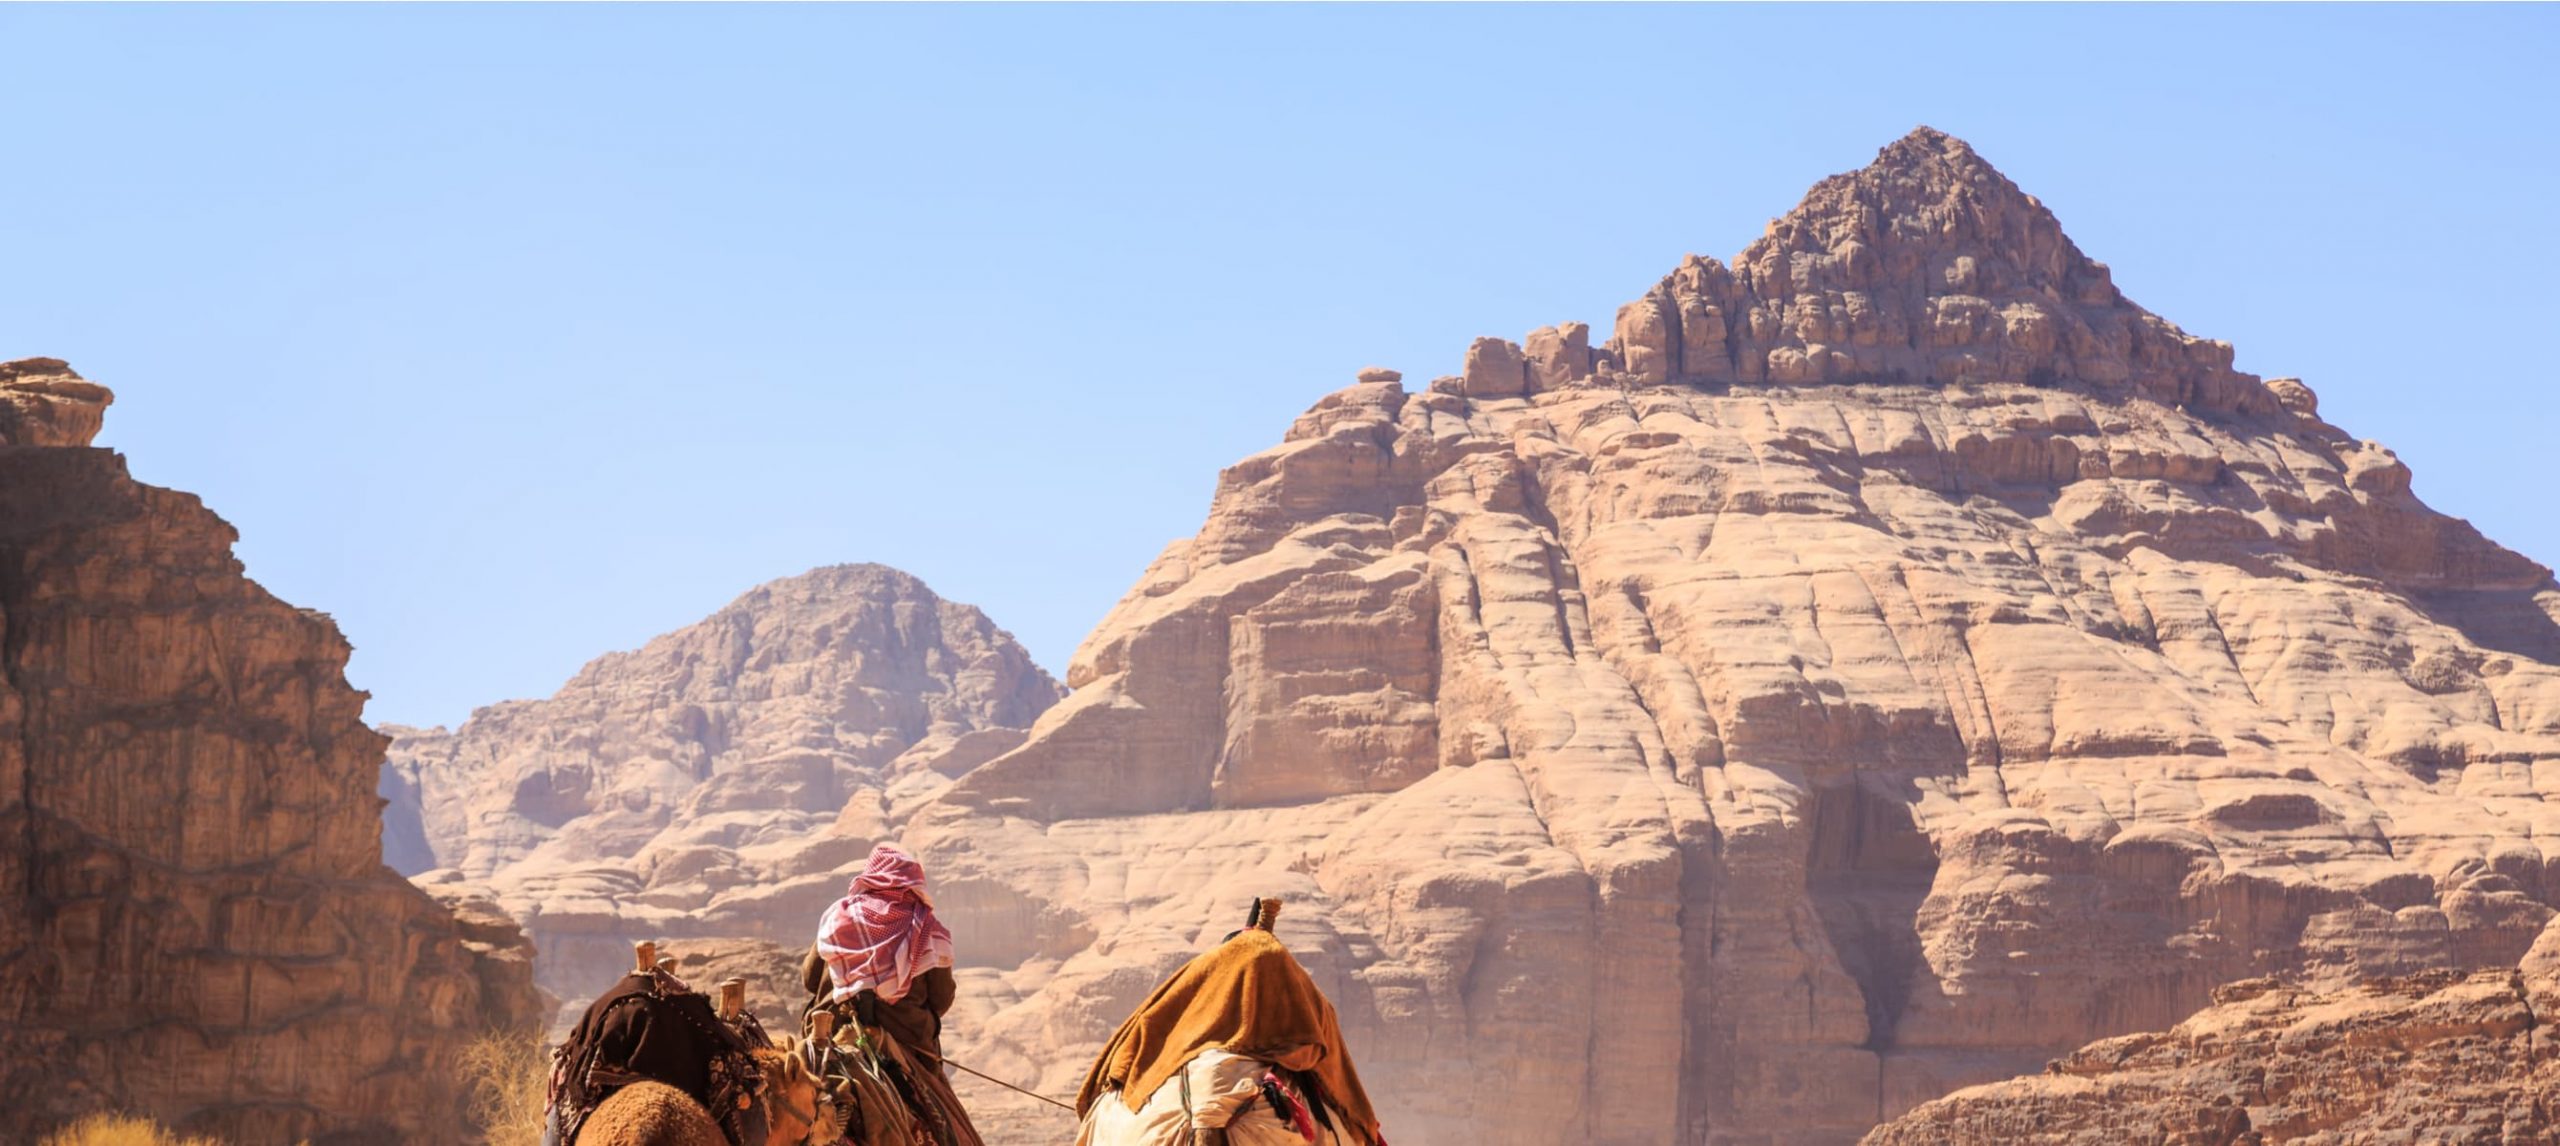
753,1040,842,1146
576,1040,836,1146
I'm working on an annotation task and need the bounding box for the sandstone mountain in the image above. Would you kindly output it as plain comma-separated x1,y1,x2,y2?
0,359,541,1145
383,563,1063,1008
884,128,2560,1145
1866,915,2560,1143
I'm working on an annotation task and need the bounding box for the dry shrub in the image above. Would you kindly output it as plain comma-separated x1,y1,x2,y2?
39,1113,223,1146
462,1029,552,1146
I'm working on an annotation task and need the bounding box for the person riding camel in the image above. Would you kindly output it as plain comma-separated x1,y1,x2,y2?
1074,900,1387,1146
800,842,984,1146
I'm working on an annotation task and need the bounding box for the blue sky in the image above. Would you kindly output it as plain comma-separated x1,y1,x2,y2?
3,5,2554,728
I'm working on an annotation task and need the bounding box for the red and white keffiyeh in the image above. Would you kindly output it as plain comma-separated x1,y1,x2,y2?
816,843,954,1004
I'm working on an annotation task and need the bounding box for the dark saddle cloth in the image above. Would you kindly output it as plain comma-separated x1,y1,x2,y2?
552,972,769,1146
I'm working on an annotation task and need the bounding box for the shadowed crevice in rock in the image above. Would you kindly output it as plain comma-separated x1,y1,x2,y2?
1805,781,1940,1053
2408,587,2560,664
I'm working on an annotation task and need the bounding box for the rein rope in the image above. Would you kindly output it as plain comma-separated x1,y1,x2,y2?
926,1050,1079,1113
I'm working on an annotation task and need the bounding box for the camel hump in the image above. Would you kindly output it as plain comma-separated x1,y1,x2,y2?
577,1080,727,1146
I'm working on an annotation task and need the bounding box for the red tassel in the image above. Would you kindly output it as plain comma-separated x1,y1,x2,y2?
1260,1071,1318,1141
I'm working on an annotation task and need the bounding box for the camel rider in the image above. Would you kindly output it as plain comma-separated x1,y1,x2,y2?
1074,901,1387,1146
802,842,984,1146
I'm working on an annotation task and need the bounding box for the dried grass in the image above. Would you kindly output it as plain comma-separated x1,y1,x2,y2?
461,1029,552,1146
42,1035,550,1146
38,1113,224,1146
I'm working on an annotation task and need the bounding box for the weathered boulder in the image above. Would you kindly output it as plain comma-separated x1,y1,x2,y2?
1459,336,1530,399
0,357,112,448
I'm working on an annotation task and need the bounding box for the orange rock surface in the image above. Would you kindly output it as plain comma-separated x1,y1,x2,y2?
0,360,540,1144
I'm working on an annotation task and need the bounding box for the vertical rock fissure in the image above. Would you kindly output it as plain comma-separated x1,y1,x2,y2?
2197,588,2263,709
1950,621,2007,773
1582,884,1606,1142
2517,971,2539,1070
1545,540,1578,660
0,535,43,936
1874,1049,1887,1128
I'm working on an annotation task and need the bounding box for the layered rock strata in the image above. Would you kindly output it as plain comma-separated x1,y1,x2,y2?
385,563,1062,1009
897,129,2560,1145
0,360,540,1145
1865,918,2560,1143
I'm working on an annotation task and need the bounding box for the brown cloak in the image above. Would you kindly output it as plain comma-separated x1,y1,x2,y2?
1074,930,1383,1145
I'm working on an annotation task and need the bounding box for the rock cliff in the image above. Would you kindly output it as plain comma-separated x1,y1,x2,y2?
385,563,1062,1009
895,128,2560,1145
0,359,540,1144
1865,917,2560,1143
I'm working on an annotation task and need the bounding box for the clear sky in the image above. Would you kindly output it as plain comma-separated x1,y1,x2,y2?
3,4,2554,729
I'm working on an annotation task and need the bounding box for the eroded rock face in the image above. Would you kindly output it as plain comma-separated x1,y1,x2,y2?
651,937,809,1036
1864,918,2560,1144
0,360,539,1145
385,564,1062,1010
900,129,2560,1144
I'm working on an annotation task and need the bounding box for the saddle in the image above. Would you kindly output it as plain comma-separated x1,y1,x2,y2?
552,944,769,1146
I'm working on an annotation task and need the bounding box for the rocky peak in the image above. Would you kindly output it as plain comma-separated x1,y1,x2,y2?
541,561,1060,761
1446,129,2279,417
0,357,113,447
1737,125,2103,311
383,560,1062,1012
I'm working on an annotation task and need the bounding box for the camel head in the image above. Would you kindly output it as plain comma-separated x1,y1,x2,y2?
752,1040,842,1146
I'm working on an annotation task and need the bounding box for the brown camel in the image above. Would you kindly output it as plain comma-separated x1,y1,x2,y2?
577,1043,833,1146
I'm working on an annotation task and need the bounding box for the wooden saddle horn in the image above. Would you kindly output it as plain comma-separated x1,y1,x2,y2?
1243,897,1281,932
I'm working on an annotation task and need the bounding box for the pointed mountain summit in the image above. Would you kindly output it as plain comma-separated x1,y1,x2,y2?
901,132,2560,1144
1752,125,2080,280
1450,127,2276,418
1737,125,2110,323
